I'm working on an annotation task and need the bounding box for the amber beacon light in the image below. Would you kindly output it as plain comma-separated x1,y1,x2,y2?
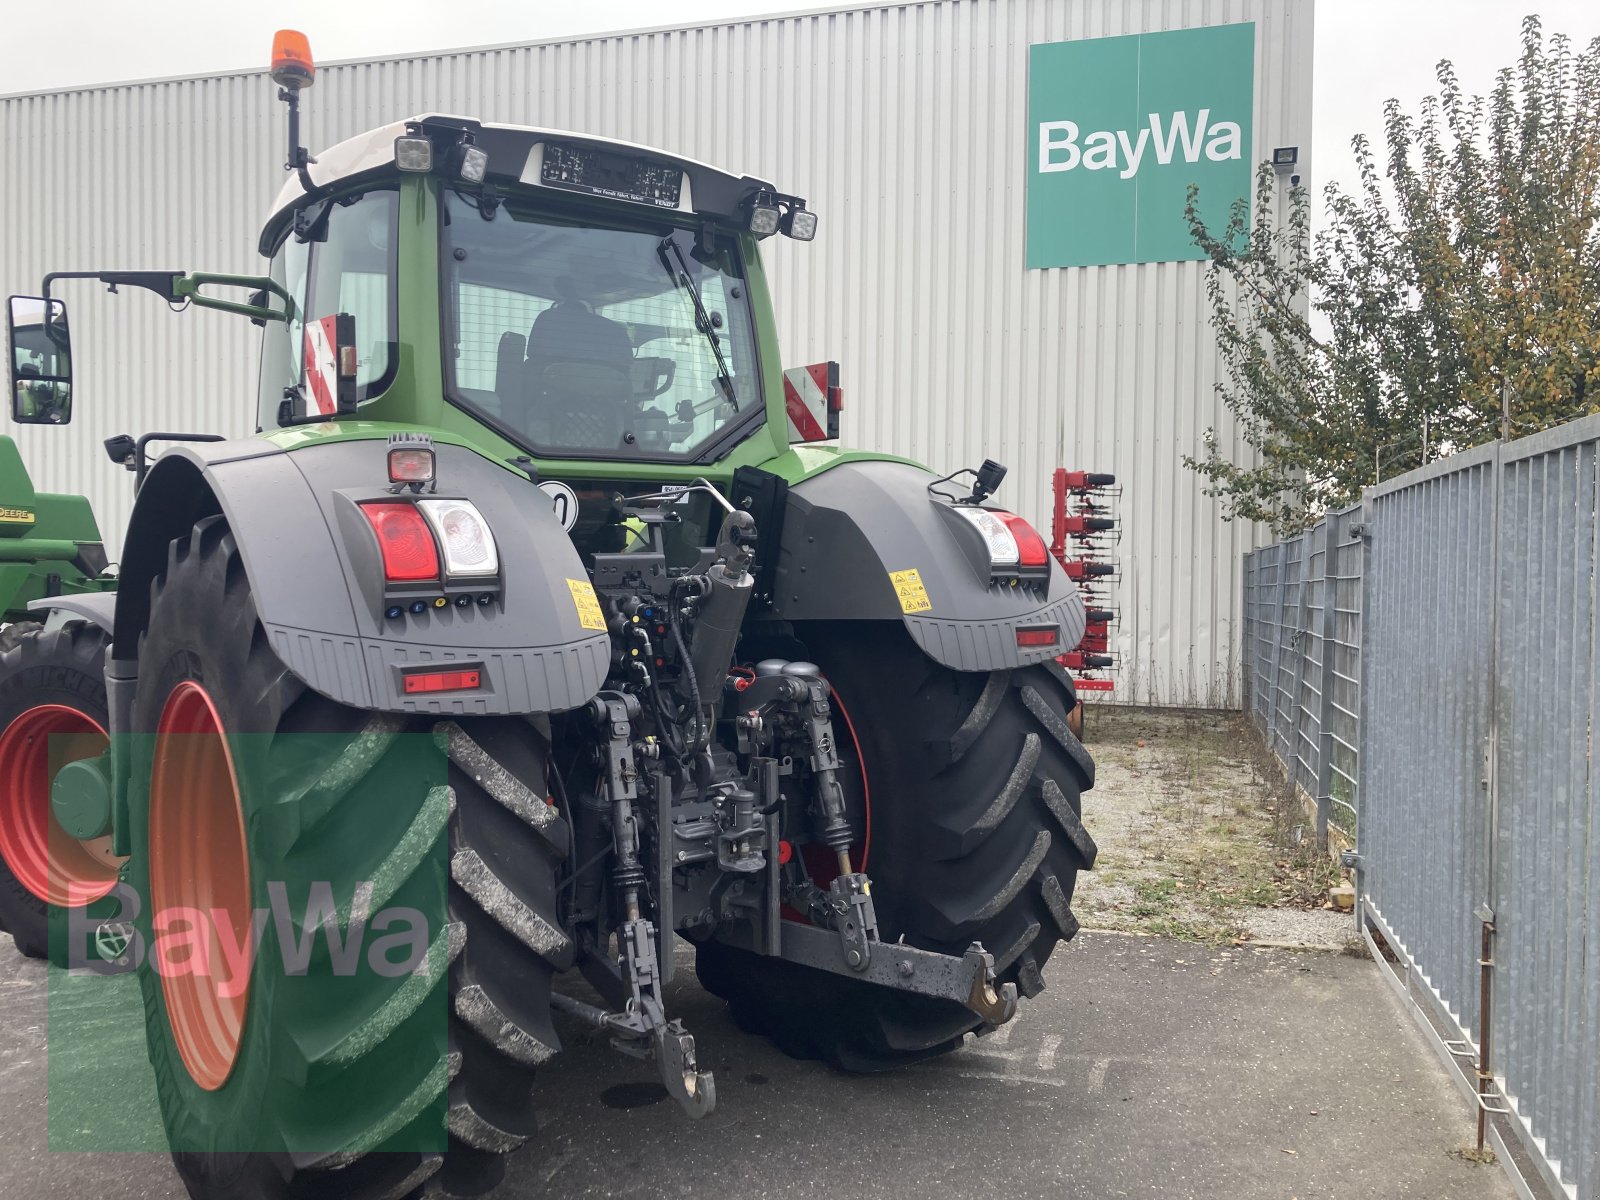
271,30,316,89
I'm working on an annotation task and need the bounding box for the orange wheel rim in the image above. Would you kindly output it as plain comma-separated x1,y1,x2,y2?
0,704,118,906
149,682,252,1092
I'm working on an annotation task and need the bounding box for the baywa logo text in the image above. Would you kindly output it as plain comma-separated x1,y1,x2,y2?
1037,109,1244,179
65,881,432,989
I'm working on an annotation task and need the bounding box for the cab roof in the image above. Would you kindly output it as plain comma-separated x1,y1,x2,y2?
262,114,776,251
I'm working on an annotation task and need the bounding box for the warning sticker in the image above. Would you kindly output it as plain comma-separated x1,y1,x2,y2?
567,578,607,631
889,568,933,614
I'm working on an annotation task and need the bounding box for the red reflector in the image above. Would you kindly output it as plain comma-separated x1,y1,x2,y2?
996,512,1049,568
361,502,440,581
402,669,482,694
1016,627,1059,648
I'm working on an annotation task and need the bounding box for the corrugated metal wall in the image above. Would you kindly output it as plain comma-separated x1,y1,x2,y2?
0,0,1313,704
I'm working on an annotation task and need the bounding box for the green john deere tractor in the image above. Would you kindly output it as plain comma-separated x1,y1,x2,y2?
0,316,118,957
3,30,1095,1200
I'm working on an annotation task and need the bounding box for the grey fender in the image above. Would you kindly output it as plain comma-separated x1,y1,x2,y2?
27,591,118,633
114,437,609,716
769,459,1087,672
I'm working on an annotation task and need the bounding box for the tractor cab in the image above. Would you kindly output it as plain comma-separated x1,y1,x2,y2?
255,112,817,478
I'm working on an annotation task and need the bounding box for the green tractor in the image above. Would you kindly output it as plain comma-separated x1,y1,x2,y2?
0,313,118,957
4,30,1095,1199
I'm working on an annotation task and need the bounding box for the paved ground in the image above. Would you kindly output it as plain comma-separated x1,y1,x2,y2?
0,931,1512,1200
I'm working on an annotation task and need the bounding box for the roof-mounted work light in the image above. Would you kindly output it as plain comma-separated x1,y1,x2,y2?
449,141,489,183
748,203,782,236
781,207,818,241
394,136,434,173
748,190,821,241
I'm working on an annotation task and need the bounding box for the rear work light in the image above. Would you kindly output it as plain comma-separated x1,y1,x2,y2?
388,444,435,485
360,502,440,582
402,668,483,695
417,499,499,578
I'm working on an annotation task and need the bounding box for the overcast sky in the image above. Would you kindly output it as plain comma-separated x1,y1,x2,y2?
4,0,1598,226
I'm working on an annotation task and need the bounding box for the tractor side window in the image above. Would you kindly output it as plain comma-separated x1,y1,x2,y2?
309,192,398,394
256,237,309,430
256,189,398,429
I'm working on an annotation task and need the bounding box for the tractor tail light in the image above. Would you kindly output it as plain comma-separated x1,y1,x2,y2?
417,499,499,579
1016,626,1059,648
360,502,440,582
993,512,1050,569
949,506,1020,568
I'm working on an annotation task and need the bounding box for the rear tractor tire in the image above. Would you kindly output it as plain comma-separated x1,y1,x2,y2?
0,619,44,654
0,621,118,962
129,516,569,1200
696,622,1097,1071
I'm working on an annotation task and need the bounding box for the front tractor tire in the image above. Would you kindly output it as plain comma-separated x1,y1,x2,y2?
696,623,1096,1071
0,621,117,962
129,516,568,1200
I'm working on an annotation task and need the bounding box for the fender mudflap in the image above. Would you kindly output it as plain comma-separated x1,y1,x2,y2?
773,459,1088,672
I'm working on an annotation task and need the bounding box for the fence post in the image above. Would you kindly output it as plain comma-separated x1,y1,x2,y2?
1286,529,1315,797
1313,507,1343,847
1268,546,1289,752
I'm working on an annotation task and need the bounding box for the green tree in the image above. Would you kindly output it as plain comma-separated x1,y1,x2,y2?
1187,16,1600,535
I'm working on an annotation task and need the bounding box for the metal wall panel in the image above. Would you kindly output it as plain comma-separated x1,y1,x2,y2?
1361,445,1499,1042
0,0,1313,703
1492,422,1600,1200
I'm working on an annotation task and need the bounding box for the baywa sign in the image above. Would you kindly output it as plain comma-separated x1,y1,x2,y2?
1026,23,1256,269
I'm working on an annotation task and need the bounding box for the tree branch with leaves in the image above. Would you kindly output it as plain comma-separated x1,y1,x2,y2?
1187,16,1600,535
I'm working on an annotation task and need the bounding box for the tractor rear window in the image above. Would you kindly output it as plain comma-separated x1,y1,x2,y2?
440,191,761,462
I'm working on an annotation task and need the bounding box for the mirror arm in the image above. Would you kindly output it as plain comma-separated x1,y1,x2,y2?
38,271,288,323
42,270,185,305
175,273,291,323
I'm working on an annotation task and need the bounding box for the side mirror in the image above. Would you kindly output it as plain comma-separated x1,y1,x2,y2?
8,295,73,425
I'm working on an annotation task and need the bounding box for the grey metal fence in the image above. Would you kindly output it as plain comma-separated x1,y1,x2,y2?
1243,414,1600,1200
1241,503,1364,841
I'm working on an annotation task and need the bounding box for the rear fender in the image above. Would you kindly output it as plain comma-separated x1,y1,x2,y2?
114,437,609,717
770,459,1086,672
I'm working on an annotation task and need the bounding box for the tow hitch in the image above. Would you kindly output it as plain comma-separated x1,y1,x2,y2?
719,918,1018,1027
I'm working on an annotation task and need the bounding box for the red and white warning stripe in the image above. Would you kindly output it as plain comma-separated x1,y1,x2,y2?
783,361,842,443
302,315,340,416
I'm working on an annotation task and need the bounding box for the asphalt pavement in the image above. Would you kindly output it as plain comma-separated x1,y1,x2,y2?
0,932,1513,1200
